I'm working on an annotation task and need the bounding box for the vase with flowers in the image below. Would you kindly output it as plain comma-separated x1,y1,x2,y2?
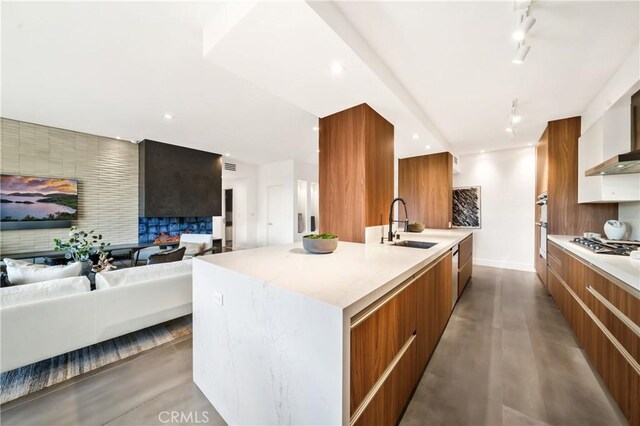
54,227,111,275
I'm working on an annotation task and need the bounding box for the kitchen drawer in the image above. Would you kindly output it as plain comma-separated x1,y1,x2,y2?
547,252,564,282
350,277,417,414
352,336,417,426
459,234,473,264
458,257,472,296
547,241,566,265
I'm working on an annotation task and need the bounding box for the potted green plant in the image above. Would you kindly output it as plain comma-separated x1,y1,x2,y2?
302,233,338,254
54,227,110,275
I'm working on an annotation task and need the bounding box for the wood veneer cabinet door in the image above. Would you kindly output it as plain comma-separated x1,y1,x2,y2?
398,152,453,229
416,253,452,374
353,339,417,426
350,280,417,415
319,104,394,243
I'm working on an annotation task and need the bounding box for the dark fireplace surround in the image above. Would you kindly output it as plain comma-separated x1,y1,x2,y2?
138,140,222,244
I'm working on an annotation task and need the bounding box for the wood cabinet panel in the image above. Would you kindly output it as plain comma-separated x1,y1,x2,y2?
398,152,453,229
459,234,473,265
545,117,618,236
458,257,472,297
319,104,394,243
548,259,640,426
350,279,417,414
353,338,417,426
536,128,548,196
416,253,452,374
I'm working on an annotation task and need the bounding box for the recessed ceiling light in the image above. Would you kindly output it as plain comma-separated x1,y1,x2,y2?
511,115,522,124
312,126,319,131
330,62,345,75
425,145,431,150
163,113,174,120
115,136,121,140
480,150,486,153
412,134,419,140
225,153,231,157
599,171,606,175
506,127,514,133
528,143,533,146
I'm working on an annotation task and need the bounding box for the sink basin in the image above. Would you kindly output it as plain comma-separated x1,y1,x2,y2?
393,240,437,249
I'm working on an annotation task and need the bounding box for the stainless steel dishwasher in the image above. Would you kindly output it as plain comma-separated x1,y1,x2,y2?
451,244,459,308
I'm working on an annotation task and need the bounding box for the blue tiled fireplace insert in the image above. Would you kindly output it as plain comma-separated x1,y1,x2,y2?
138,217,212,244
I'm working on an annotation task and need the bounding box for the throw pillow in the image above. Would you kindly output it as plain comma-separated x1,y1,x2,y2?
3,258,83,285
0,276,91,307
179,241,205,257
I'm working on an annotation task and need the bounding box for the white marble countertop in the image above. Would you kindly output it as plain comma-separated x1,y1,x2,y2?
196,229,472,316
548,235,640,292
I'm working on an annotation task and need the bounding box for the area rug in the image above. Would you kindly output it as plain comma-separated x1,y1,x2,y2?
0,315,192,405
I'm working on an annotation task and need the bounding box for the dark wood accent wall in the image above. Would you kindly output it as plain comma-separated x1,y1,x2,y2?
546,117,618,235
319,104,394,243
398,152,453,229
139,140,222,217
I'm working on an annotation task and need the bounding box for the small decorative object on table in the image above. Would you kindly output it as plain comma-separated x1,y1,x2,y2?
302,233,338,254
407,222,425,233
54,227,111,275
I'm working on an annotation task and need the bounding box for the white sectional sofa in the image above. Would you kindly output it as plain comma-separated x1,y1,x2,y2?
0,260,193,373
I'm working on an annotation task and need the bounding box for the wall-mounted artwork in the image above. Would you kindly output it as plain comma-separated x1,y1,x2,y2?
453,186,481,229
1,174,78,229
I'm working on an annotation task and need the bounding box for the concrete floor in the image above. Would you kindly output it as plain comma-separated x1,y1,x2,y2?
0,266,626,426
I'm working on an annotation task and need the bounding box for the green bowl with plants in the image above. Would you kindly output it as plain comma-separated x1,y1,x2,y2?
302,233,338,254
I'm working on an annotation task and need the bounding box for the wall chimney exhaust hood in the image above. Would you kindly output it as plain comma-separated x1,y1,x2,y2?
585,89,640,176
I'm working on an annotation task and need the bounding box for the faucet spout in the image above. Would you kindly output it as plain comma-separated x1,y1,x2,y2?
388,198,409,241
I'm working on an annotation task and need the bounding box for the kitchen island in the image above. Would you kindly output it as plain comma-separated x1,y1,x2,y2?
193,229,472,425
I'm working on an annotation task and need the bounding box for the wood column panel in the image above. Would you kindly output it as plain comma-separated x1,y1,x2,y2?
398,152,453,229
319,104,394,243
545,117,618,235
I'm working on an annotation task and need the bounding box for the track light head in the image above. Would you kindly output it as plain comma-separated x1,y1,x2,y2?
512,43,531,64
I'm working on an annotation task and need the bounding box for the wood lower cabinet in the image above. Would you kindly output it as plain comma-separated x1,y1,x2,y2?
416,253,452,373
458,234,473,296
350,252,453,425
547,241,640,426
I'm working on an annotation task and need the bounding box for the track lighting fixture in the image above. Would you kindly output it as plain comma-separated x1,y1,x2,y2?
512,43,531,64
512,10,536,41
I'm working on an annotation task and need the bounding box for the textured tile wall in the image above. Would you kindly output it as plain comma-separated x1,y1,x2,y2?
0,118,139,254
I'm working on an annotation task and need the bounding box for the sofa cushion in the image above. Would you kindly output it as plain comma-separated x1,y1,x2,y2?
95,259,192,290
0,276,91,308
3,258,82,285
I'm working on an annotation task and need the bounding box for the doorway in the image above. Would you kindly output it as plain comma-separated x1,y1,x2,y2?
267,185,286,246
225,188,233,250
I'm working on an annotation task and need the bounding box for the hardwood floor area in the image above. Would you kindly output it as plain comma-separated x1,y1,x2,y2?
0,266,626,426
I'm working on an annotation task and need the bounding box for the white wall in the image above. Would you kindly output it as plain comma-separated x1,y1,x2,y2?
454,147,536,272
222,161,259,250
619,202,640,240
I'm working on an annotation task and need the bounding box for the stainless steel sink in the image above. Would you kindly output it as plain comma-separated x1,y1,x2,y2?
393,240,437,249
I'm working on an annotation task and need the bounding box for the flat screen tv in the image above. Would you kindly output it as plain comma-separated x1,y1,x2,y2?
1,174,78,230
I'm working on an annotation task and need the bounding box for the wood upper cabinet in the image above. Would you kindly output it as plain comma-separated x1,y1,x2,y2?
546,245,640,426
319,104,394,243
399,152,453,229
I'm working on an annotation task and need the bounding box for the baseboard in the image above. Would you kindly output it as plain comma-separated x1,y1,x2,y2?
473,258,535,272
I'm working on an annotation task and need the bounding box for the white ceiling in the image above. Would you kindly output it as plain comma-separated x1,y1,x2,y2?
2,1,639,163
335,0,640,154
1,2,319,165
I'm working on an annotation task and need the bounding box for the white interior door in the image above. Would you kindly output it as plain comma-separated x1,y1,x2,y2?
267,185,286,246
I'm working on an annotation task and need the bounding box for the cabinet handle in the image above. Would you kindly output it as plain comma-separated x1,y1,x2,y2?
586,285,640,338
